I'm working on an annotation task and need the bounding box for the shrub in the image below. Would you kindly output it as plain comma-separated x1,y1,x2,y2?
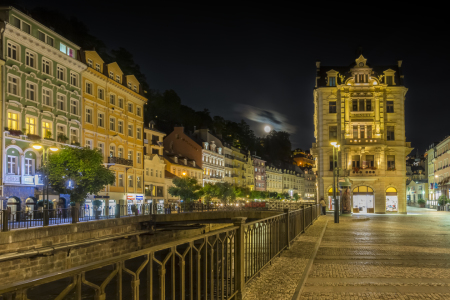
417,199,426,205
438,195,449,206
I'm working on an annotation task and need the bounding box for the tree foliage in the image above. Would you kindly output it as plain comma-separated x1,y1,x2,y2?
44,147,115,203
168,177,203,203
215,182,237,204
202,182,219,202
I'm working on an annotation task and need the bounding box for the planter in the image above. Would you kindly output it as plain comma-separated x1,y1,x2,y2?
419,204,425,208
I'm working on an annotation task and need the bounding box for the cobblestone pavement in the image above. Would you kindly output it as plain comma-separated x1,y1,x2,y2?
301,207,450,299
243,217,328,300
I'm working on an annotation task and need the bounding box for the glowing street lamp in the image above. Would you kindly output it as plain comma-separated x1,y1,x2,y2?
331,142,340,223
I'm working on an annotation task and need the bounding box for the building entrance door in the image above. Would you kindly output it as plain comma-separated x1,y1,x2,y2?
386,187,398,212
352,186,374,213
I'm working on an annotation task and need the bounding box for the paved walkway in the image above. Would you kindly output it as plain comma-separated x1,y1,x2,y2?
302,206,450,299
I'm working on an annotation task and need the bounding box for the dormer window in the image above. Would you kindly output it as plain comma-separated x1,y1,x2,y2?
87,59,93,67
329,77,336,86
386,76,393,85
109,71,114,79
116,75,120,83
174,157,178,163
383,69,396,86
184,158,187,165
193,161,196,167
128,82,132,88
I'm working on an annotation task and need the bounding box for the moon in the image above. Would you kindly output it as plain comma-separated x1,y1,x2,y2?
264,125,271,133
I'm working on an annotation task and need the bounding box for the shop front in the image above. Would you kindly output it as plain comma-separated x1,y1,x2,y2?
386,187,398,212
327,187,340,211
352,186,374,213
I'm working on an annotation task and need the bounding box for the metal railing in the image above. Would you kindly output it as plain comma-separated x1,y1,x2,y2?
107,156,133,166
0,204,320,299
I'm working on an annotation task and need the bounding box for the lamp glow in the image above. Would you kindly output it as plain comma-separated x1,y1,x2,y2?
32,143,42,150
264,125,271,133
330,142,337,146
49,146,59,152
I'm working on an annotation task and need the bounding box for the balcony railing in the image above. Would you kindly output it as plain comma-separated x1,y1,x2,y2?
346,168,378,176
107,156,133,166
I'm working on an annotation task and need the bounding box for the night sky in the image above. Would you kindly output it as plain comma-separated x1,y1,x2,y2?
16,1,446,153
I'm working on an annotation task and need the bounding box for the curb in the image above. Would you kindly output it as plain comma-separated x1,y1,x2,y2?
291,218,328,300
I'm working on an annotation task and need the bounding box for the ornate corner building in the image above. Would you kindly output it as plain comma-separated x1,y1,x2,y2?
311,55,413,214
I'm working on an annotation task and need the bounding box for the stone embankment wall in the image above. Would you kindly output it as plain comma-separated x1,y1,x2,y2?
0,214,233,286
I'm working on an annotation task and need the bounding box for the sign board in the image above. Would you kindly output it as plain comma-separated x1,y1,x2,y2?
136,195,144,201
127,195,135,200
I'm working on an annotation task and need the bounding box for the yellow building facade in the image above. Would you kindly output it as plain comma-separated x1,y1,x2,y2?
231,146,246,187
266,166,283,194
144,123,166,205
81,51,146,214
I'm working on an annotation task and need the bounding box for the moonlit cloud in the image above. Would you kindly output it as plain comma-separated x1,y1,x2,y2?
235,104,296,133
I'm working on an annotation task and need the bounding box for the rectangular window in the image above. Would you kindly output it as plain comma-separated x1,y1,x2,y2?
367,125,372,139
7,42,18,60
352,155,360,168
386,76,393,85
71,128,78,144
387,126,395,141
22,22,31,34
87,59,93,67
353,125,358,139
128,103,133,113
118,174,124,187
128,175,133,187
95,63,101,72
26,82,36,101
118,120,123,134
7,156,17,174
86,108,93,123
70,72,78,87
8,112,19,130
86,82,93,95
134,86,137,92
38,31,46,42
387,155,395,170
109,71,114,79
386,101,394,113
137,128,142,139
116,75,120,83
329,101,336,113
57,125,65,138
137,176,141,188
57,66,65,81
137,153,141,164
365,155,374,168
109,145,115,157
42,121,52,138
360,125,365,139
136,107,141,117
352,100,358,111
47,36,54,47
329,77,336,86
8,75,19,95
128,82,132,89
359,74,365,83
26,117,36,135
42,88,51,106
329,155,335,170
26,51,35,68
128,151,133,160
329,126,337,142
359,99,365,111
128,125,133,137
11,16,21,28
60,43,74,58
70,100,78,115
151,169,154,176
98,142,104,156
85,139,93,149
98,113,104,127
25,158,33,175
119,98,124,108
42,58,51,75
366,99,371,111
110,118,115,131
98,88,104,100
57,94,65,111
110,94,115,105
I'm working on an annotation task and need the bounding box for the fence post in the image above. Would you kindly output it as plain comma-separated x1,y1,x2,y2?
232,217,247,300
2,210,9,232
284,208,290,249
303,206,306,233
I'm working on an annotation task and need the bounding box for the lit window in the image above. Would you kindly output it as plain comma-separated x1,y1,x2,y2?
59,43,74,58
26,117,36,135
71,128,79,144
137,176,141,188
42,121,52,138
128,151,133,160
7,112,19,130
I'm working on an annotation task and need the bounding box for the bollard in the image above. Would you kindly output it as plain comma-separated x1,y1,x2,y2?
232,217,247,300
2,210,9,232
284,208,290,249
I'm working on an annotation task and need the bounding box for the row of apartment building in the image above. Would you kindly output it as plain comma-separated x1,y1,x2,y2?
426,136,450,202
0,7,316,213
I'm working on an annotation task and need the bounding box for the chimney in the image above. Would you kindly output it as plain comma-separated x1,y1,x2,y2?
398,60,404,85
194,126,196,131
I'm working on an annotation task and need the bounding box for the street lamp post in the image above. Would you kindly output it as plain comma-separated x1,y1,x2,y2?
32,143,59,226
331,142,340,223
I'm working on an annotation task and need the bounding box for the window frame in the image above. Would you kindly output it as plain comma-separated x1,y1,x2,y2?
98,113,104,127
85,107,93,124
7,41,19,61
56,65,67,82
70,99,79,116
25,81,37,101
7,74,20,96
57,94,66,111
42,57,52,75
386,101,394,113
70,72,79,87
97,88,105,100
42,87,52,106
329,101,336,113
25,116,37,135
41,120,52,138
70,128,79,144
109,117,116,131
25,50,37,69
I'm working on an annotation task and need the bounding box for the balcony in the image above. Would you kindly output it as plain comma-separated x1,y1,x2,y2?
108,156,133,166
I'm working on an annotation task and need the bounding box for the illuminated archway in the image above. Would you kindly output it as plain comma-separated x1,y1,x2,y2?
386,187,398,212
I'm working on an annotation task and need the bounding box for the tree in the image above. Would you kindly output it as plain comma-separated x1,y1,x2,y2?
215,182,237,204
281,192,290,200
293,193,300,201
44,147,115,204
202,183,219,202
168,177,203,203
